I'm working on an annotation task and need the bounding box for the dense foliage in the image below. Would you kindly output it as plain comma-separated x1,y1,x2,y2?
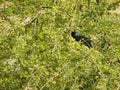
0,0,120,90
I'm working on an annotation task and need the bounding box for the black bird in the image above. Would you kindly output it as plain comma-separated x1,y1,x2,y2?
71,31,92,48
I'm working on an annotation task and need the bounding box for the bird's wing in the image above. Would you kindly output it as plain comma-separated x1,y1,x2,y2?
82,38,92,48
74,33,84,41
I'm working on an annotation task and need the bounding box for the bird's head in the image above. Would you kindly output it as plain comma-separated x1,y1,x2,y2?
71,30,76,37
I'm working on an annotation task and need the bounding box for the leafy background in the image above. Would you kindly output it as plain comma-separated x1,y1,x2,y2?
0,0,120,90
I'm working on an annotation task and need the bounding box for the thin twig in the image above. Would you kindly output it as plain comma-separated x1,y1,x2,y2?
40,60,70,90
25,7,52,26
25,10,46,26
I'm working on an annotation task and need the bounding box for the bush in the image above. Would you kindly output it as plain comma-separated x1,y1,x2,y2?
0,0,120,90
